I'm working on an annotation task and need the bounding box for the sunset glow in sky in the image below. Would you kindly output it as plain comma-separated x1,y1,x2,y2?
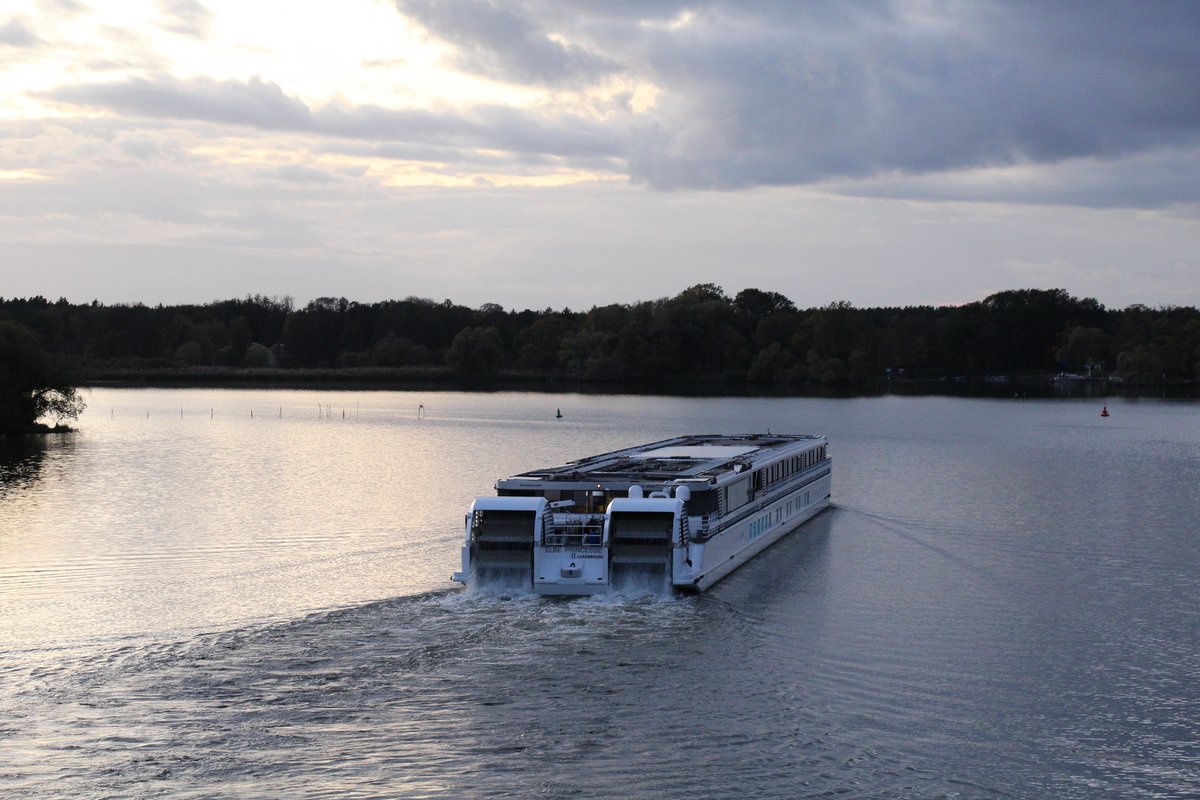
2,1,1198,309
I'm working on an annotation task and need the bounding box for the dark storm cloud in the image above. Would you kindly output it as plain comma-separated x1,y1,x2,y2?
33,1,1200,208
394,0,1200,201
395,0,619,86
621,1,1200,189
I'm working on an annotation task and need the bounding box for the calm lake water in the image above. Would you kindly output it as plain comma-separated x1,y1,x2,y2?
2,388,1198,799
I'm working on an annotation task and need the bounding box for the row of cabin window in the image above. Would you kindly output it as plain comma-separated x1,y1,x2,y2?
753,446,827,490
724,445,827,512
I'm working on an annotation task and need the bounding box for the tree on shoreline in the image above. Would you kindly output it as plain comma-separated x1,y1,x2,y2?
2,289,1198,386
0,321,86,433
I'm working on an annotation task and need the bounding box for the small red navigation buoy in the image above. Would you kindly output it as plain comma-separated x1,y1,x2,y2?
1100,405,1110,417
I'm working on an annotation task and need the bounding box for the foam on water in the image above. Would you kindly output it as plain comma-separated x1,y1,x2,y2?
4,587,716,799
609,563,673,598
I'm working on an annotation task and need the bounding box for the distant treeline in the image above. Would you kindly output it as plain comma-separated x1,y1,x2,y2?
2,286,1198,386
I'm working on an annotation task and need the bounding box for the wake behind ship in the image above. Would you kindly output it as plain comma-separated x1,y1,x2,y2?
452,433,831,594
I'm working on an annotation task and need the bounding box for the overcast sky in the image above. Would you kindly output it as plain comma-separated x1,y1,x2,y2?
2,0,1198,310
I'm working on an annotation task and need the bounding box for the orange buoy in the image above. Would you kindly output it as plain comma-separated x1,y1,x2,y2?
1100,405,1109,417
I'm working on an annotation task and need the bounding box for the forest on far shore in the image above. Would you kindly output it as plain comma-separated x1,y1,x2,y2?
2,286,1198,388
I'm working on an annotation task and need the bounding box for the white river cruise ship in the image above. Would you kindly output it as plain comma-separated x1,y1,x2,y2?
452,433,831,594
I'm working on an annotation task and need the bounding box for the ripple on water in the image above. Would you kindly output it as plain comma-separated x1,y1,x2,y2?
0,587,984,800
5,391,1200,799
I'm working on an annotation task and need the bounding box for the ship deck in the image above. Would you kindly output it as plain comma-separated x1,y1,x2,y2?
500,433,823,486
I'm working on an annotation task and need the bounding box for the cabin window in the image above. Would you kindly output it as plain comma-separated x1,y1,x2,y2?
725,477,751,511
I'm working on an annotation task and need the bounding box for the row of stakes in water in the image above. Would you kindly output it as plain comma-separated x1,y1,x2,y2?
111,404,563,420
109,404,380,420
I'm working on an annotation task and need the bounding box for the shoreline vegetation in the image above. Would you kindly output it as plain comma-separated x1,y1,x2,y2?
2,424,74,438
3,286,1199,429
83,364,1186,397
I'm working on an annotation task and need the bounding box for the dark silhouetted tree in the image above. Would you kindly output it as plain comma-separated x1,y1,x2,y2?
735,288,796,318
0,321,86,432
447,326,505,377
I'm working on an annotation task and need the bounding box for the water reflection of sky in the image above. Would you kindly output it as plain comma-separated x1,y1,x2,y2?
2,388,1199,798
3,389,1198,653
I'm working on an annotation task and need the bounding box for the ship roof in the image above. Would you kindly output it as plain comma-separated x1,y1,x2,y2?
498,433,824,487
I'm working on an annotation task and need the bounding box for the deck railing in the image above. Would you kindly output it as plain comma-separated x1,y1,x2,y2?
544,516,605,548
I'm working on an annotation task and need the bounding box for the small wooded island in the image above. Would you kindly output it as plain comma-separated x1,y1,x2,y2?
0,321,86,434
1,287,1197,404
